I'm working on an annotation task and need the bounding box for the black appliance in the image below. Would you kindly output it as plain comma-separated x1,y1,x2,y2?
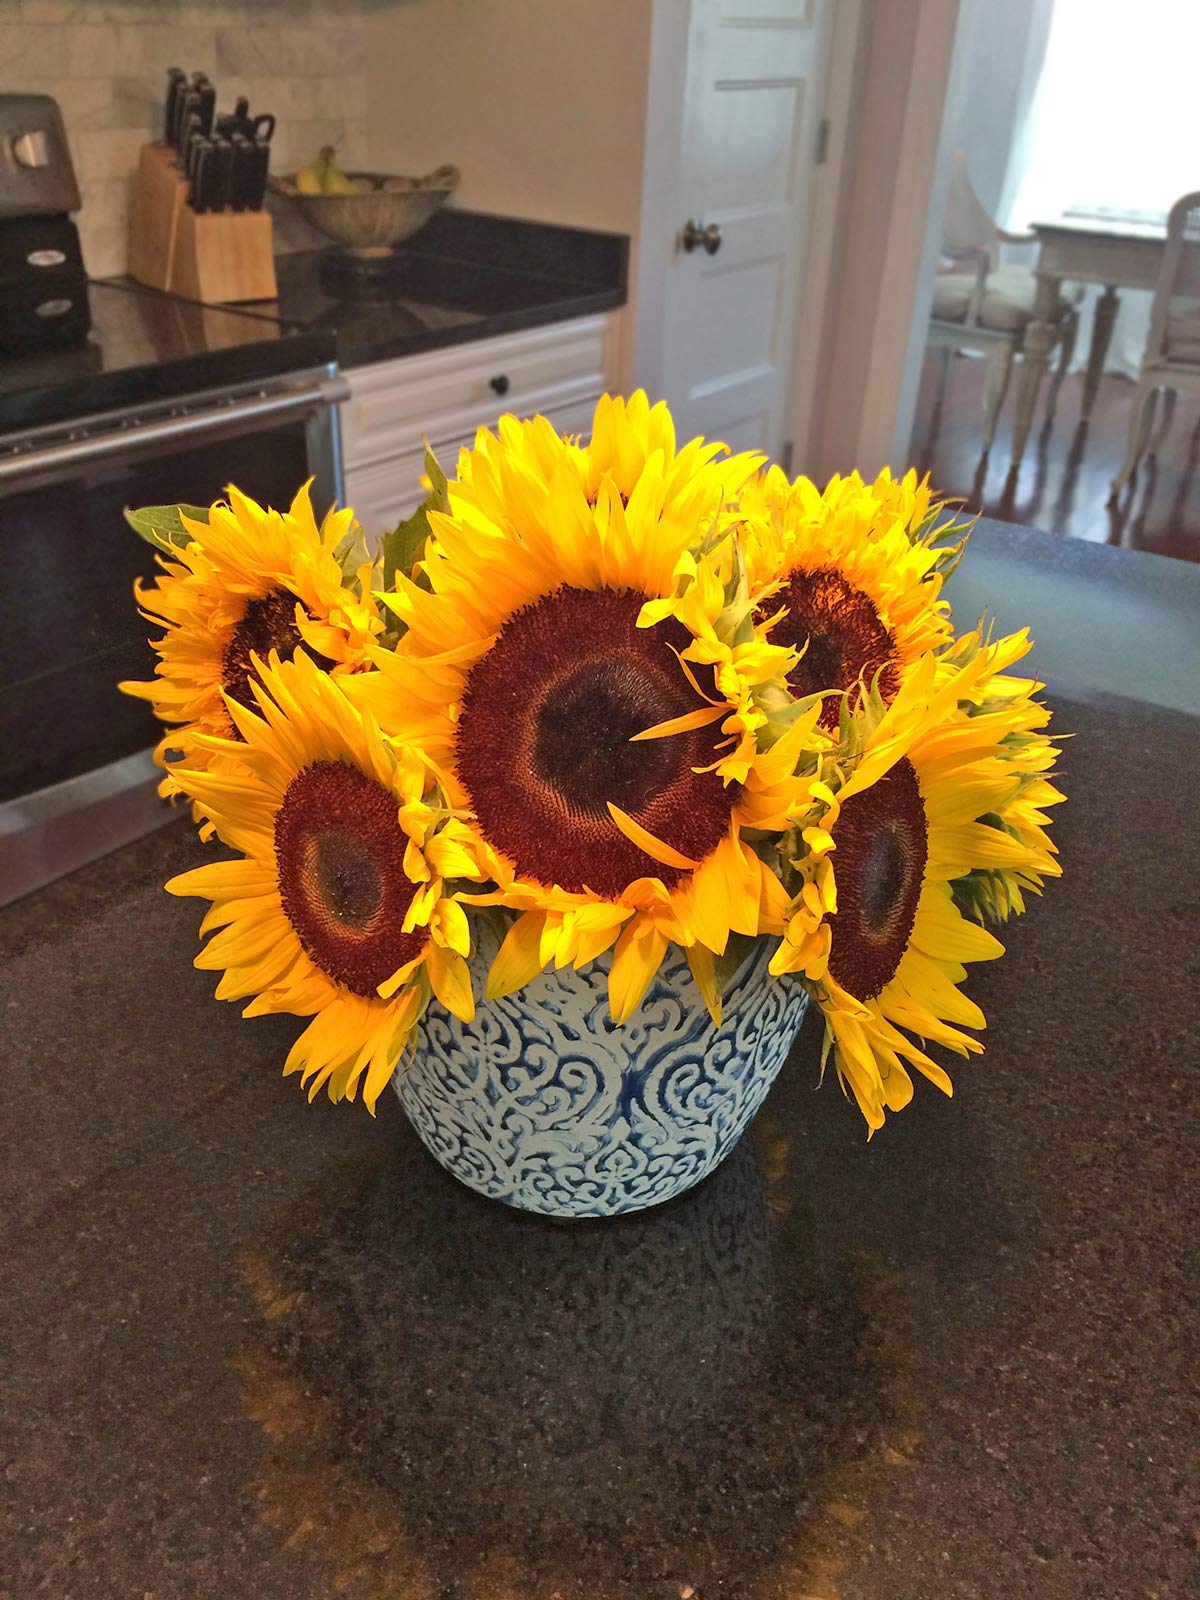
0,94,91,355
0,283,346,906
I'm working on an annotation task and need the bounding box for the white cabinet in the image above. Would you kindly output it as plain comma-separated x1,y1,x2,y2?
339,313,619,539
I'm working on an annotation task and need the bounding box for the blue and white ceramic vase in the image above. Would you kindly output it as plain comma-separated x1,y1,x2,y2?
392,923,808,1218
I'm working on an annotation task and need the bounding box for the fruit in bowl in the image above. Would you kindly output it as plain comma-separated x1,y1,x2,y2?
294,146,365,196
271,149,461,252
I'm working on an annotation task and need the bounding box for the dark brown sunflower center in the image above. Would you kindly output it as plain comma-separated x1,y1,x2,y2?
531,657,684,818
455,586,737,897
221,588,332,723
764,567,902,731
274,760,425,998
827,757,928,1001
313,832,382,929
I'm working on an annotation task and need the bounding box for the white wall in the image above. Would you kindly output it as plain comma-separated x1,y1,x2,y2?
805,0,965,478
365,0,653,239
365,0,654,388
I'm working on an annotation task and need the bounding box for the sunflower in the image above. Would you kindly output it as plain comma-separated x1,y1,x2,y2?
938,630,1066,922
165,651,493,1111
771,639,1062,1133
738,466,965,730
120,482,381,822
451,390,761,533
350,394,824,1024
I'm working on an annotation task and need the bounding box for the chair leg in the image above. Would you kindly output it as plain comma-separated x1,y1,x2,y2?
1148,386,1177,459
1046,311,1078,426
982,344,1014,455
1110,381,1159,498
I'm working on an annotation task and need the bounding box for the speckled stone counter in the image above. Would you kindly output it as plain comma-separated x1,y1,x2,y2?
2,687,1196,1599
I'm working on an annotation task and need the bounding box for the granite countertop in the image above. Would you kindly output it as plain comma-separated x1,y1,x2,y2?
2,539,1197,1596
0,211,627,439
0,281,336,438
257,209,630,370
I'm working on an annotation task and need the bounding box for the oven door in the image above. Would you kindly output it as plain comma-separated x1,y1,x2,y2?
0,366,348,905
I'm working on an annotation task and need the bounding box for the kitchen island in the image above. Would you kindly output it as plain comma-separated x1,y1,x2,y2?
1,523,1196,1599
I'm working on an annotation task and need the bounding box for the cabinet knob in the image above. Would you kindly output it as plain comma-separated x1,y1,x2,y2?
490,373,510,397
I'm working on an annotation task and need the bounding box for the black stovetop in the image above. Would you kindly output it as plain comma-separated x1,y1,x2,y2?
0,279,334,437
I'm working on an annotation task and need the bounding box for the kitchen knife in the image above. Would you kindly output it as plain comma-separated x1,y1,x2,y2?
228,133,252,212
191,73,216,138
215,97,251,139
246,135,271,211
206,135,233,213
173,86,201,160
250,113,275,144
163,67,186,146
185,123,207,209
188,138,214,213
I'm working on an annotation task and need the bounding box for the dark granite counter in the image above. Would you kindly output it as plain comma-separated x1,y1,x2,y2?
0,281,335,438
257,210,629,370
0,212,626,439
2,524,1197,1597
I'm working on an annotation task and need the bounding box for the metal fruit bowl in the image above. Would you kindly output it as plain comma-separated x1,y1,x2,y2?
269,163,460,254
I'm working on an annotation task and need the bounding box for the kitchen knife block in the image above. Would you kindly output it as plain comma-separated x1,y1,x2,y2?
128,143,185,292
128,142,277,304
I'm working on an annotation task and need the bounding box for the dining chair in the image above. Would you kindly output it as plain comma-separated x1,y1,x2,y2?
1109,190,1200,498
928,153,1081,458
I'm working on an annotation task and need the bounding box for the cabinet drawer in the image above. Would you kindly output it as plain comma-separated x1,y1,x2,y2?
340,313,616,470
345,395,603,544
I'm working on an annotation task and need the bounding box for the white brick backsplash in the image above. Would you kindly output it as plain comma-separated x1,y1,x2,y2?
3,0,374,275
65,24,218,78
82,223,130,278
75,127,147,182
284,118,358,167
0,24,66,77
20,2,182,23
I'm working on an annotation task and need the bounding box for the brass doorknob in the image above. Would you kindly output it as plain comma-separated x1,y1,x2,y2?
682,218,722,255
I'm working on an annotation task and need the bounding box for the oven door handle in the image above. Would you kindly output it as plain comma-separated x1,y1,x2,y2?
0,376,351,487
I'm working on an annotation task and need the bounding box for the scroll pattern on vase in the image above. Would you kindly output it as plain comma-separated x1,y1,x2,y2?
393,929,808,1218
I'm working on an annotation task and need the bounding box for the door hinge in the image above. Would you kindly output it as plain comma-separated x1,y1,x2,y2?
815,116,830,166
781,439,794,475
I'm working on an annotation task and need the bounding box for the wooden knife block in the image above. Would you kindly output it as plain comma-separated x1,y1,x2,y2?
128,143,277,304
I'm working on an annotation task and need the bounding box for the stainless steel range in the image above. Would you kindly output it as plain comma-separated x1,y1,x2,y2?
0,285,346,906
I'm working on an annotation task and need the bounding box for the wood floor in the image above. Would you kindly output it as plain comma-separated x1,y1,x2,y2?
909,351,1200,565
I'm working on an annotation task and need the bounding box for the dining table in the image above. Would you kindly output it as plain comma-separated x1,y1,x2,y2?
1012,207,1168,469
2,519,1198,1599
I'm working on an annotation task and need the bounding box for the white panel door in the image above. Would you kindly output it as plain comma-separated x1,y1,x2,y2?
661,0,831,457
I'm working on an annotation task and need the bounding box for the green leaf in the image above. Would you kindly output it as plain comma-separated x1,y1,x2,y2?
378,442,450,598
380,495,437,595
332,516,371,586
123,502,210,555
422,436,449,510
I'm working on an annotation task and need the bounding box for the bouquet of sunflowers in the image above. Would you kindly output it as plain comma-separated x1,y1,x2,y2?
122,392,1062,1138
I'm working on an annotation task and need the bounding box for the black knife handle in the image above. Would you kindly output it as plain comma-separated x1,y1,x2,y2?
196,83,216,138
189,143,212,213
250,113,275,144
247,138,271,211
163,67,186,146
229,134,252,213
174,88,200,160
208,136,233,214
